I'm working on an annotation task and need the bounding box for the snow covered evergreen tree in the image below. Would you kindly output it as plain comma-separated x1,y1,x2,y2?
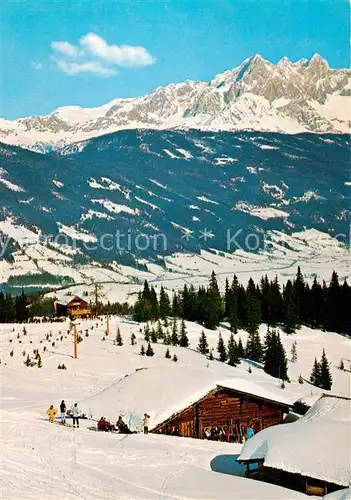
179,319,189,347
146,342,154,357
319,349,333,390
217,332,227,362
115,328,123,346
197,330,209,355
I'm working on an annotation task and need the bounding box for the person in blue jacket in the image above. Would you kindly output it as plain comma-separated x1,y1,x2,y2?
246,423,255,440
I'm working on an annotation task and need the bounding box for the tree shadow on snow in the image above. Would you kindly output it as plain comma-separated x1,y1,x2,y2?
210,454,246,477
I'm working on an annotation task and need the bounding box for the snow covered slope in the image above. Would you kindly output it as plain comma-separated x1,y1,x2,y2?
1,54,349,151
1,316,350,498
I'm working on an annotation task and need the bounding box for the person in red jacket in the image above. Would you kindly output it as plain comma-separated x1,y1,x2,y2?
97,417,116,432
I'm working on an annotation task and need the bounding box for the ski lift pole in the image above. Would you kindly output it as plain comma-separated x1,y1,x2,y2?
106,314,110,336
73,324,78,359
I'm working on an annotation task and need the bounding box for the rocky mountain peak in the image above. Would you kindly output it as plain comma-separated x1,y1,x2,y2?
0,54,349,151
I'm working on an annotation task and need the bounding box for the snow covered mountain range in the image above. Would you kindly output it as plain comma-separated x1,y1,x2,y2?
1,54,350,152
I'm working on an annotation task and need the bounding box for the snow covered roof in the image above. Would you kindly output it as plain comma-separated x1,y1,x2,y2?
81,365,292,432
54,294,88,306
238,394,351,487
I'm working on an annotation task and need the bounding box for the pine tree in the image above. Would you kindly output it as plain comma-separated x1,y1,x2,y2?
291,341,297,362
115,328,123,346
24,354,31,366
140,344,146,356
203,272,223,329
130,333,136,345
227,333,240,367
146,342,154,357
37,354,42,368
310,358,321,386
282,280,298,334
150,328,158,343
298,374,304,384
165,348,171,359
179,319,189,347
197,330,209,355
217,332,227,362
338,359,345,370
319,349,333,390
159,286,172,319
208,349,214,360
171,318,178,346
172,354,178,362
244,278,262,335
237,337,245,357
144,324,150,342
156,320,164,340
294,266,306,324
245,330,263,362
263,329,288,381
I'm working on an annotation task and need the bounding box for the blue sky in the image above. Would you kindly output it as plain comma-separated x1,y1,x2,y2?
2,0,349,119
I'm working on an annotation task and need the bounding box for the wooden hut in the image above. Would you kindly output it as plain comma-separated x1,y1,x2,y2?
237,394,351,496
152,384,289,441
54,295,91,319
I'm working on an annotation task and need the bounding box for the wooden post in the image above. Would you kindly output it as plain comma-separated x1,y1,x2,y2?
106,314,110,336
73,324,78,359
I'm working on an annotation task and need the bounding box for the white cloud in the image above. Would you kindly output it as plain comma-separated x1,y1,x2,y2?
56,60,117,76
51,41,82,58
79,33,156,67
51,33,156,77
32,61,42,70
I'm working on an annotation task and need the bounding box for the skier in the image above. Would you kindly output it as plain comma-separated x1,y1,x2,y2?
72,402,80,428
246,423,255,440
60,400,66,424
46,404,57,423
142,413,150,434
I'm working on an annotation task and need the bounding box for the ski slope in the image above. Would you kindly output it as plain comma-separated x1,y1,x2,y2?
1,316,350,499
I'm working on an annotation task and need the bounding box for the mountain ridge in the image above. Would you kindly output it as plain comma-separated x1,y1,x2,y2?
1,54,349,152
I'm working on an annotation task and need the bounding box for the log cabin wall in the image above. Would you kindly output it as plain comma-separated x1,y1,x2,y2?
153,388,286,440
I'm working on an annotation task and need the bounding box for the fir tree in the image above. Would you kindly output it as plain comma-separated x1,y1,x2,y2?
150,328,158,343
156,320,164,340
298,374,304,384
282,280,298,334
310,358,322,387
338,359,345,370
130,333,136,345
319,349,333,390
159,286,172,319
197,330,209,355
144,324,150,342
203,272,223,329
24,354,31,366
179,319,189,347
227,333,240,367
115,328,123,346
146,342,154,357
244,278,262,335
165,348,171,359
140,344,146,356
171,318,178,346
237,337,245,357
37,354,42,368
245,330,263,362
172,354,178,362
291,341,297,362
208,349,214,360
217,332,227,362
263,329,288,381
